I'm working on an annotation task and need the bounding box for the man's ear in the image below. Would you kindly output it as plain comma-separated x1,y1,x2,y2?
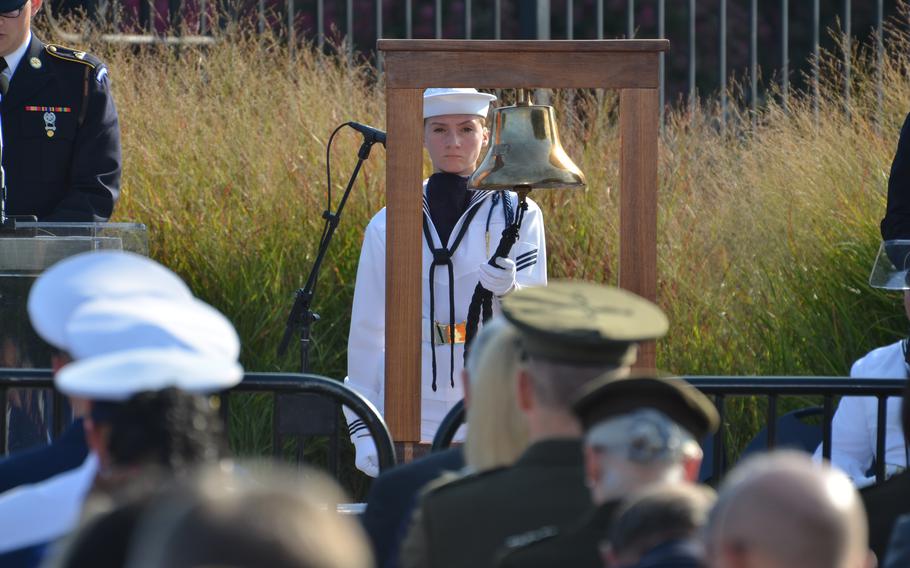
583,444,601,493
516,368,534,412
682,448,703,483
83,413,111,469
31,0,43,14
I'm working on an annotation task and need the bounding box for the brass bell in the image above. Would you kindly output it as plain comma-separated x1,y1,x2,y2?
468,89,586,192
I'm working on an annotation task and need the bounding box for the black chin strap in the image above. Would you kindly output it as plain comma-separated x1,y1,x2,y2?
422,200,486,391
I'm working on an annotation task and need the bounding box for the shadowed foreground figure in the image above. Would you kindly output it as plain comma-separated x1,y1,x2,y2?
399,281,669,568
604,483,716,568
362,317,529,568
706,451,874,568
497,373,719,568
122,465,374,568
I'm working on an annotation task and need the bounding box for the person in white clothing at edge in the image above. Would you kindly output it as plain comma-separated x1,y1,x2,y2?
813,240,910,487
343,88,548,477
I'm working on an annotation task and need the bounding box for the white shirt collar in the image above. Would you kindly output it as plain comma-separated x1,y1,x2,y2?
5,31,32,77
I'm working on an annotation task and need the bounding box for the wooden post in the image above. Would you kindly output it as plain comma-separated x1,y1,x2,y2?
384,88,424,443
379,40,668,442
619,88,660,369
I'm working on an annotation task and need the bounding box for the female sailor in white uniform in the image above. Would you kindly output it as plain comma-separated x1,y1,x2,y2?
344,88,548,476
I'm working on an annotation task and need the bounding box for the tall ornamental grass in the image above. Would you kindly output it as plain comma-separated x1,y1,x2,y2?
39,12,910,469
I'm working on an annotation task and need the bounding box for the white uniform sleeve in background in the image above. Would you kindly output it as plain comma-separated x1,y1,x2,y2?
511,196,547,290
813,340,906,487
343,212,387,477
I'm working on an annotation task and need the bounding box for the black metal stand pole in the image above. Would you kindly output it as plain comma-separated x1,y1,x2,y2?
277,137,379,373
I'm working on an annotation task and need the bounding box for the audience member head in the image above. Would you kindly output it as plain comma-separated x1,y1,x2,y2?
123,464,374,568
573,373,719,505
501,281,669,441
604,483,716,568
462,317,529,472
705,451,874,568
56,348,242,478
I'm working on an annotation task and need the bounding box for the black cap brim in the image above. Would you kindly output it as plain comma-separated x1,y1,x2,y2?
572,372,720,441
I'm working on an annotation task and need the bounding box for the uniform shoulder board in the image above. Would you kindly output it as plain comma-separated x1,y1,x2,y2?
503,525,560,549
44,44,108,81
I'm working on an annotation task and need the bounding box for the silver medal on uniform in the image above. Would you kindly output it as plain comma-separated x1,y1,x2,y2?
43,112,56,138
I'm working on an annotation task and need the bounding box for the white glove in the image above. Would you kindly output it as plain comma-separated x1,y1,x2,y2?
477,258,517,296
353,435,379,477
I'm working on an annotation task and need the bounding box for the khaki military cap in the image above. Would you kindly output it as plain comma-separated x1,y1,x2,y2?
572,372,720,440
500,281,668,366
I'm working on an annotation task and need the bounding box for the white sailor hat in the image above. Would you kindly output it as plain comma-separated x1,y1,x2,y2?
55,348,244,401
423,88,497,119
28,251,193,352
64,296,241,362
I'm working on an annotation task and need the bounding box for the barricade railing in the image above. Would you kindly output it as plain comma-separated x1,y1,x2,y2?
0,369,397,474
432,376,908,485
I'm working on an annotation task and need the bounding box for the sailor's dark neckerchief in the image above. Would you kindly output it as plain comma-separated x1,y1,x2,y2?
423,173,489,390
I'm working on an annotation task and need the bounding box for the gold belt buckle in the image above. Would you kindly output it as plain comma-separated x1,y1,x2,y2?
434,321,467,345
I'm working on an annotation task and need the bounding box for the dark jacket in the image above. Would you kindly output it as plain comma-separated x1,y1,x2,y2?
862,470,910,562
630,538,705,568
1,36,120,221
884,513,910,568
0,419,87,494
400,438,591,568
496,499,620,568
362,447,464,568
882,112,910,241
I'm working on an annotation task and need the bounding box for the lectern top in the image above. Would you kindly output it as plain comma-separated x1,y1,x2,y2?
378,39,670,54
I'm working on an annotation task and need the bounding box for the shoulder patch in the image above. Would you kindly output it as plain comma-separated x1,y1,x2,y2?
44,44,103,71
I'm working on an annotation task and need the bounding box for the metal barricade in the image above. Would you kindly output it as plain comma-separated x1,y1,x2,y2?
0,369,397,473
431,376,908,484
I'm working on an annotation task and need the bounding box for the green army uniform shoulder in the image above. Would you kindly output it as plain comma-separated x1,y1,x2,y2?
44,44,108,80
421,465,508,498
496,500,621,568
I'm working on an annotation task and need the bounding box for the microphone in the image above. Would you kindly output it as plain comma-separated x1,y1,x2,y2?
348,122,386,146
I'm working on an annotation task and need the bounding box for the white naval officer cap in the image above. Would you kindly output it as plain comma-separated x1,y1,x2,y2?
63,295,241,362
28,251,194,352
55,348,243,401
423,88,497,119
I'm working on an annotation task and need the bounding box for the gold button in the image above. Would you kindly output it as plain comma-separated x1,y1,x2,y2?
46,131,54,138
48,45,56,53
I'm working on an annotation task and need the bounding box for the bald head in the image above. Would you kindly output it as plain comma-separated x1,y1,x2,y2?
706,451,872,568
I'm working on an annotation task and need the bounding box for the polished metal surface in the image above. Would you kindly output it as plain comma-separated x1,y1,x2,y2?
468,90,586,192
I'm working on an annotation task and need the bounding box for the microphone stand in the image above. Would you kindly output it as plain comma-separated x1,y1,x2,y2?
277,135,382,373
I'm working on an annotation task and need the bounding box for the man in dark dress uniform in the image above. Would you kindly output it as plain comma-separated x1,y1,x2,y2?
398,281,670,568
882,113,910,242
497,374,719,568
0,0,120,221
861,379,910,562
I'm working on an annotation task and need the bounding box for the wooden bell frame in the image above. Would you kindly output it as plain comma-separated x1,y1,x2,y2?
379,39,669,443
